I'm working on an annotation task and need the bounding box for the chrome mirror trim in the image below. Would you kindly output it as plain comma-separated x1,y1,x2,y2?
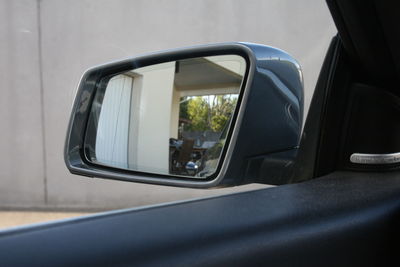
350,152,400,165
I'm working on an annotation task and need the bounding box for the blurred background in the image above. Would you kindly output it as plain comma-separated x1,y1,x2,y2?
0,0,336,228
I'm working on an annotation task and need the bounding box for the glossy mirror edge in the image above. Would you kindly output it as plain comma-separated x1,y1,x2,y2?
64,42,302,188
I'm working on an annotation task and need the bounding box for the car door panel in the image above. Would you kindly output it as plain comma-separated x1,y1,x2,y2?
0,171,398,266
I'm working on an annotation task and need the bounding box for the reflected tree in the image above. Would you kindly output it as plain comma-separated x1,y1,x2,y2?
180,95,237,132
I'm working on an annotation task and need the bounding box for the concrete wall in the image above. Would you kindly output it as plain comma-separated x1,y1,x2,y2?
0,0,336,210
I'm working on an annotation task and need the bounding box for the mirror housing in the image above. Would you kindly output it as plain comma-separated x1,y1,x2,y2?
65,43,303,188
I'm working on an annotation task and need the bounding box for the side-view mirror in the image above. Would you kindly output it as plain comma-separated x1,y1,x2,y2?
64,43,303,188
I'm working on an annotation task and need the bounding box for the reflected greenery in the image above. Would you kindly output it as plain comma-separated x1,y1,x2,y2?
180,95,238,132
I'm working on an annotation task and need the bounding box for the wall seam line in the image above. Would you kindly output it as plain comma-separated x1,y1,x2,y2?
36,0,48,205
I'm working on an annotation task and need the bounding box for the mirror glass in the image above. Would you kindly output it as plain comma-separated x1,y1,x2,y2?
85,55,246,178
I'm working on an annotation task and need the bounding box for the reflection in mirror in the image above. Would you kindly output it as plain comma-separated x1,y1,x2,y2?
85,55,246,179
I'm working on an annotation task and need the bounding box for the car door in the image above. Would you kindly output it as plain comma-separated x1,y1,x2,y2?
1,0,400,266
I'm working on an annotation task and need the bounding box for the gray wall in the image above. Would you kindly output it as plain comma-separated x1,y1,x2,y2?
0,0,336,210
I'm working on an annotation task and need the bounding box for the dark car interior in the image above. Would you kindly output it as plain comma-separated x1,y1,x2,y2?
1,0,400,266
